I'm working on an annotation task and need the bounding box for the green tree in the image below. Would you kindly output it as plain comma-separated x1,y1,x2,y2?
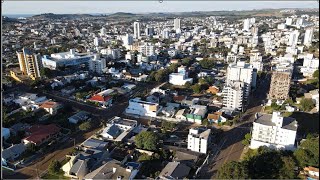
300,98,315,112
279,156,296,179
242,133,252,146
199,59,216,69
168,64,179,73
294,137,319,167
48,160,61,175
217,161,249,179
40,68,53,78
181,58,193,66
154,69,167,82
191,84,201,93
79,121,92,131
198,78,207,85
161,121,176,131
184,82,192,89
313,69,319,79
138,153,153,162
135,131,159,150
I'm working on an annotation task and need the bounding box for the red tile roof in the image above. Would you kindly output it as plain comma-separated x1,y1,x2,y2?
173,95,186,102
40,101,59,109
24,124,60,145
89,95,111,102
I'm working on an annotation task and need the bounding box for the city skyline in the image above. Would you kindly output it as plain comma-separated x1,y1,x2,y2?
3,1,318,15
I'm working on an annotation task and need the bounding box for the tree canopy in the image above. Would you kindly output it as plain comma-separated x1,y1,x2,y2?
217,161,249,179
135,131,159,151
294,136,319,168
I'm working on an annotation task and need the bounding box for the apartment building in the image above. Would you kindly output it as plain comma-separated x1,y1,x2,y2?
250,112,298,151
89,54,106,74
187,128,211,154
222,81,245,111
169,66,193,86
17,48,41,80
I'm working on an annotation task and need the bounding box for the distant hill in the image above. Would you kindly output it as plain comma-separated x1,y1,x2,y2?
30,13,93,19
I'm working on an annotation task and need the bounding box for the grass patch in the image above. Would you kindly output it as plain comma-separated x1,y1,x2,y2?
42,170,69,179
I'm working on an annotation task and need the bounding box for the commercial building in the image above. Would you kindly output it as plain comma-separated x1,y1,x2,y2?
41,49,94,70
187,128,211,154
17,48,41,80
125,97,161,117
250,112,298,151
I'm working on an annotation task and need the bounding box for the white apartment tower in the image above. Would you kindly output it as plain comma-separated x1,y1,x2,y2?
133,22,141,39
288,30,300,47
304,28,313,47
187,128,211,154
243,18,250,31
122,34,133,46
89,54,106,74
222,81,245,111
250,112,298,151
174,18,181,30
285,17,293,26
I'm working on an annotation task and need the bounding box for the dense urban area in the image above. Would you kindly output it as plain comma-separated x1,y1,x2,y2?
1,8,319,180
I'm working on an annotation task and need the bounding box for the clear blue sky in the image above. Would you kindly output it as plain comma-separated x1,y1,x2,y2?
3,1,318,14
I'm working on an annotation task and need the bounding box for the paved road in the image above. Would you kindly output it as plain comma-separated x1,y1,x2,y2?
198,73,270,179
3,82,159,179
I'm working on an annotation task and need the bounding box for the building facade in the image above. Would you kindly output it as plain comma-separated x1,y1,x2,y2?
187,128,211,154
268,71,291,100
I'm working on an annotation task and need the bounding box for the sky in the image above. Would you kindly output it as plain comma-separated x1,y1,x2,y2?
3,1,318,15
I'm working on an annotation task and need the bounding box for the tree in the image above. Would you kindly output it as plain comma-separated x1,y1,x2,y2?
48,160,61,175
199,59,216,69
242,133,252,146
300,98,315,112
154,69,167,82
184,82,192,89
40,68,53,78
279,156,296,179
168,64,179,73
134,131,159,150
313,69,319,79
79,121,92,131
161,121,176,131
217,161,249,179
181,58,193,66
191,84,201,93
294,137,319,168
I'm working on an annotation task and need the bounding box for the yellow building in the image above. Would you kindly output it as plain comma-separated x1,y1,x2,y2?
16,48,41,80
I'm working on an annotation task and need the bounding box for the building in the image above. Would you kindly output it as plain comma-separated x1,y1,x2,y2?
16,48,41,80
243,18,250,31
133,21,140,39
222,81,245,111
2,143,26,166
138,43,155,57
285,17,293,26
123,34,134,46
68,111,90,124
169,66,193,86
187,128,211,154
88,89,114,108
174,18,181,30
23,124,61,146
89,54,106,74
125,97,161,117
100,116,137,141
300,57,319,77
42,49,94,70
250,112,298,151
158,162,191,180
40,101,61,115
185,105,207,124
93,37,100,47
288,30,300,47
162,28,170,39
304,28,314,46
145,26,154,37
268,71,291,100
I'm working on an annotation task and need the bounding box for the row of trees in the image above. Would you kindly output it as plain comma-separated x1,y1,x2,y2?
218,136,319,179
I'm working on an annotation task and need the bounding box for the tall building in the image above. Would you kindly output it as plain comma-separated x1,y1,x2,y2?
17,48,41,80
268,71,291,100
222,81,245,111
138,43,155,57
145,26,154,37
133,22,140,39
288,30,299,46
162,28,170,39
100,27,107,36
122,34,133,46
285,17,293,26
174,18,181,30
300,56,319,77
250,112,297,151
93,37,100,47
187,128,211,154
243,18,250,31
304,28,313,46
89,54,106,74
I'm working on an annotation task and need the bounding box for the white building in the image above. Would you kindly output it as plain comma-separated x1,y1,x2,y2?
288,30,300,47
243,18,250,32
125,97,161,117
122,34,133,46
100,27,107,36
187,128,211,154
133,22,141,39
162,28,170,39
304,28,314,47
101,48,121,60
139,44,155,57
300,57,319,77
169,66,193,86
174,18,181,31
89,54,106,74
285,17,293,26
100,116,137,141
250,112,298,151
222,81,244,111
93,37,100,47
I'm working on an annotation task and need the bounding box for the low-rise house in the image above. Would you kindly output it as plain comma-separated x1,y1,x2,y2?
207,111,227,124
68,111,91,124
125,98,161,117
83,159,140,180
185,105,207,124
22,124,61,146
181,97,199,107
206,86,220,95
100,117,137,142
40,101,62,115
2,143,26,166
187,128,211,154
303,166,319,179
175,109,187,121
172,150,200,168
158,162,191,180
2,128,11,140
81,138,109,151
88,89,114,108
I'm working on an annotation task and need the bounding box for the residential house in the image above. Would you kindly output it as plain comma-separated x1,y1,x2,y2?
2,143,26,166
88,89,114,108
185,105,207,124
22,124,61,146
206,86,220,95
100,117,137,142
40,101,62,115
158,162,191,180
68,111,91,124
207,111,227,124
125,98,161,117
